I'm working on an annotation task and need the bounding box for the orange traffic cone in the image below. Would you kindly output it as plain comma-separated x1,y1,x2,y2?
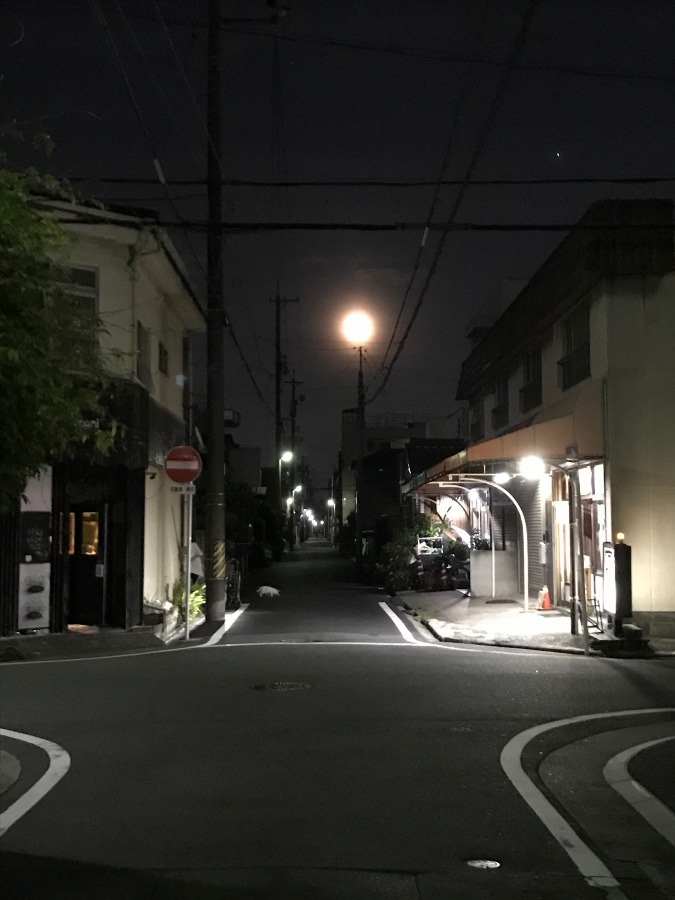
540,585,552,610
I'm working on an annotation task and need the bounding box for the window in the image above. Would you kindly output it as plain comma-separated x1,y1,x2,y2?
558,304,590,390
136,321,153,390
66,267,98,316
520,346,542,412
62,267,99,353
470,395,484,443
158,341,169,376
491,377,509,430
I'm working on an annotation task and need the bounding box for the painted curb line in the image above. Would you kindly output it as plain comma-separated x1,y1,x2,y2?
0,729,71,837
603,736,675,848
500,707,675,895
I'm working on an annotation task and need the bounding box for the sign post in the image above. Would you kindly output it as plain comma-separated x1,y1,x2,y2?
164,446,202,640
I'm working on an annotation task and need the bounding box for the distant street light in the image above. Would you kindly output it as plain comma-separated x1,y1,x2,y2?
341,308,374,574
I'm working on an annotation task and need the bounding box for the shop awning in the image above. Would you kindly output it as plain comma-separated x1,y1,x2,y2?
403,380,604,495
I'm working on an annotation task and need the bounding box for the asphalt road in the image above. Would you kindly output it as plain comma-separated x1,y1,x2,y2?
1,539,674,899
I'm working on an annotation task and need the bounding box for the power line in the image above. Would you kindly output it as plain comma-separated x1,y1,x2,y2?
88,0,206,287
368,0,541,404
65,175,675,187
88,0,272,415
376,0,493,380
150,0,275,416
53,216,672,233
37,0,675,85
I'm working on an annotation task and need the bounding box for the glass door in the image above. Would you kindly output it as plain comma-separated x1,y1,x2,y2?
68,505,106,625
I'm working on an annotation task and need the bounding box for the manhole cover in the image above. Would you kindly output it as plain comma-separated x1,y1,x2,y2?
253,682,313,691
465,859,500,869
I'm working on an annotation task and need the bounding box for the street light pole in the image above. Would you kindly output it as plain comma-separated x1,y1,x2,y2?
355,345,365,573
205,0,226,620
568,466,591,653
341,309,373,576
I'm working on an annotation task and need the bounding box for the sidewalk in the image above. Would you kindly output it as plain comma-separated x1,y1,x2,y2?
0,625,167,663
394,589,675,657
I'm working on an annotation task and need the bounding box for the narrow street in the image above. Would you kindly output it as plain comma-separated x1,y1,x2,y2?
1,541,674,899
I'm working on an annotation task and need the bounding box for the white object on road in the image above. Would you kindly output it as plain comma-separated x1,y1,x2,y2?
256,585,280,597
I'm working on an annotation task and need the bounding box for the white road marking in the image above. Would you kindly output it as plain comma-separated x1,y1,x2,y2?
378,601,422,643
500,707,675,894
602,735,675,848
0,729,71,837
0,637,553,663
200,604,249,646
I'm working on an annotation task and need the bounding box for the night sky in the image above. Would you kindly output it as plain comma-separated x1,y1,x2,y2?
3,0,674,487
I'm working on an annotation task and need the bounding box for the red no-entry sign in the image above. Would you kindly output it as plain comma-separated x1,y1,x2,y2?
164,445,202,484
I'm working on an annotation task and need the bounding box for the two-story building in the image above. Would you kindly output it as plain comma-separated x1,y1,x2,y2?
0,197,205,636
403,199,675,638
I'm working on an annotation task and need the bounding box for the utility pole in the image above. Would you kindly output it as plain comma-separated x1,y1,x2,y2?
286,371,303,453
271,286,299,478
203,2,288,619
205,0,226,620
285,371,303,550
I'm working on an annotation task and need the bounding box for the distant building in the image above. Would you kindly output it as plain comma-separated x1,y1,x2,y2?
338,410,466,552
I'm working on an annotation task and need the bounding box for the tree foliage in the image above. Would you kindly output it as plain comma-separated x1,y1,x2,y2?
0,162,113,507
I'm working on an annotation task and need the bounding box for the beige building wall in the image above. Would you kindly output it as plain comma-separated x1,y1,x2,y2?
604,271,675,634
63,220,202,613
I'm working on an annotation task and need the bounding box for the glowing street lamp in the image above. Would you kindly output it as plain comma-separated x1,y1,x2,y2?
342,310,374,345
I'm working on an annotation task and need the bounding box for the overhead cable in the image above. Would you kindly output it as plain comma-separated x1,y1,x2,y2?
65,175,675,187
376,0,493,380
368,0,541,403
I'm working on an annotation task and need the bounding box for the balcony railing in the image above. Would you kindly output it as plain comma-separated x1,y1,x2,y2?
558,342,591,391
519,378,542,413
491,403,509,430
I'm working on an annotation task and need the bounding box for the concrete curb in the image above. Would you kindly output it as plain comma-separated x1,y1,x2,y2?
419,618,674,657
0,749,21,795
397,597,675,658
161,615,206,645
420,618,586,655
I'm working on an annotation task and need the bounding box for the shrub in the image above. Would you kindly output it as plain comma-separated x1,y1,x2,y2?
168,579,205,622
376,528,416,593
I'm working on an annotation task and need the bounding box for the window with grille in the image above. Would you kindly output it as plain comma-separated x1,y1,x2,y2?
158,341,169,376
491,377,509,430
62,266,99,353
470,395,484,442
520,346,542,412
558,304,590,390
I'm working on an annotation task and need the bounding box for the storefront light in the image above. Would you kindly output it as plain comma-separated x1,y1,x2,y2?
494,471,511,484
518,456,546,480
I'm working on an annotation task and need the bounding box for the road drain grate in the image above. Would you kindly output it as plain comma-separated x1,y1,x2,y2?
253,682,313,691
